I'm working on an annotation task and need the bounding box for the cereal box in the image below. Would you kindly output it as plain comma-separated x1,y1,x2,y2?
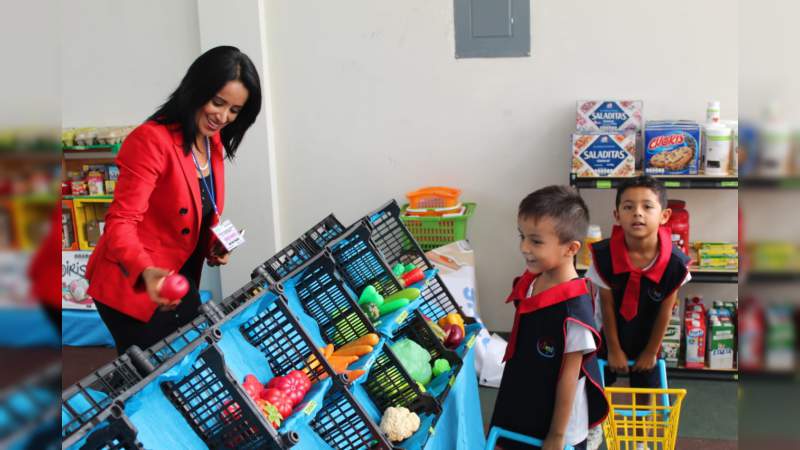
572,132,636,177
644,121,702,175
576,100,643,132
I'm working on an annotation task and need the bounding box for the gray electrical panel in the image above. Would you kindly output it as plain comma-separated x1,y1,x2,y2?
454,0,531,58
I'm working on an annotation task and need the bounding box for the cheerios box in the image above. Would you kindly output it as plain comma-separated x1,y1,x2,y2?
644,121,702,175
576,100,643,132
572,132,636,177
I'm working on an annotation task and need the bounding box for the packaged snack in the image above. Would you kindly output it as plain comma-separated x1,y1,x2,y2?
70,179,88,197
696,242,738,270
104,180,116,195
576,100,643,132
571,132,636,177
86,171,105,196
644,121,701,175
765,305,796,371
107,165,120,181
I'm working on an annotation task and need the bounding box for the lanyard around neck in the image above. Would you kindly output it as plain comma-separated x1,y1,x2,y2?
191,136,219,218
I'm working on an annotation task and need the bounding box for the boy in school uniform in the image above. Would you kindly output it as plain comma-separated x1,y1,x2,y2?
490,186,608,450
587,175,691,389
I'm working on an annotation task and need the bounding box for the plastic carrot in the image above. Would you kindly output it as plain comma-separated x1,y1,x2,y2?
343,369,366,382
332,345,373,358
339,333,379,351
328,355,359,372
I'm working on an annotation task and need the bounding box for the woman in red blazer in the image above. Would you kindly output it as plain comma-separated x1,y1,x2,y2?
86,46,262,354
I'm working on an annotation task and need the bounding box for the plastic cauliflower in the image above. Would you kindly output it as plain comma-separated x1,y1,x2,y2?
380,406,421,442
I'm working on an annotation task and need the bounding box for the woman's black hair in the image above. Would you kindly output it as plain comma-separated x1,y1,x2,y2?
149,45,262,159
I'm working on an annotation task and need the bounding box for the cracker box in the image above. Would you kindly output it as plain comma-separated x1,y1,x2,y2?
661,319,682,368
572,132,636,177
644,121,702,175
576,100,643,132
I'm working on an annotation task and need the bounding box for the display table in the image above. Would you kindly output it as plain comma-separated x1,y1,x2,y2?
62,290,212,347
0,307,60,347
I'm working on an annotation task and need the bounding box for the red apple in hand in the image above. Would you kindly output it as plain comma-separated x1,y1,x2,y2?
159,273,189,301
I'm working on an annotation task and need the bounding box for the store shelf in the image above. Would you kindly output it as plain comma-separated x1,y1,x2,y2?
740,176,800,190
63,195,114,200
667,365,738,381
745,270,800,283
570,173,739,190
576,265,738,284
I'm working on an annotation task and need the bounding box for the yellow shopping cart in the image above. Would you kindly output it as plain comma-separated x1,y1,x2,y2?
598,360,687,450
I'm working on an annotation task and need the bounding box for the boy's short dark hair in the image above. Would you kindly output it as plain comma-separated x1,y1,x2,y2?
615,175,668,209
518,185,589,243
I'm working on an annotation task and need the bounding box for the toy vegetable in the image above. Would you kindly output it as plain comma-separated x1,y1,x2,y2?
391,339,432,385
260,388,293,419
383,288,421,303
378,298,410,316
400,268,425,286
256,399,283,428
380,406,421,442
359,285,384,307
361,302,380,321
442,324,464,349
242,375,263,401
432,358,451,377
438,312,465,335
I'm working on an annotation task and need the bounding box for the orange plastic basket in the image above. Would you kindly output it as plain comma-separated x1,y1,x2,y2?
405,187,461,209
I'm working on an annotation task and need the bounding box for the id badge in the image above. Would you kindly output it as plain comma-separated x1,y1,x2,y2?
211,219,245,252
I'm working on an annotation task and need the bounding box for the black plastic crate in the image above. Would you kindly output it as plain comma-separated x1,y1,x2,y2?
238,293,339,383
285,251,378,349
2,363,59,448
366,200,475,328
160,331,295,450
77,407,142,450
311,383,392,450
362,343,440,416
62,356,143,443
126,310,213,377
210,276,270,319
302,213,346,253
327,223,402,298
391,314,463,403
252,237,316,282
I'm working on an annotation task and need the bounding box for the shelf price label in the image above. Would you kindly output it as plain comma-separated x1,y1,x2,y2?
664,181,681,188
720,181,738,188
595,180,612,189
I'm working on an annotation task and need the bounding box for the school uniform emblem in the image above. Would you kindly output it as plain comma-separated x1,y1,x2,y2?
648,286,665,302
536,338,556,358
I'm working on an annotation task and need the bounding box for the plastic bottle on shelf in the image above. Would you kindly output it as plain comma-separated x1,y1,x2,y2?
706,100,721,124
579,225,602,267
666,199,690,257
704,123,733,175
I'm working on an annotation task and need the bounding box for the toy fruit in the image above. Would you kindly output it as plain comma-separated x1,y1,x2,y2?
425,320,447,342
359,285,384,307
391,339,432,385
442,324,464,349
432,358,451,377
267,373,306,407
159,273,189,300
260,388,293,418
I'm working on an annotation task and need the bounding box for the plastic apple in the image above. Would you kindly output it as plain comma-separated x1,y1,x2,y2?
160,273,189,300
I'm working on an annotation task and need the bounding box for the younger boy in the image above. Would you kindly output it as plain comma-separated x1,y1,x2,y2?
490,186,608,450
587,176,691,387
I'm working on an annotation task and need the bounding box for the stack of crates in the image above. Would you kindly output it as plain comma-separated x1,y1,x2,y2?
63,207,479,449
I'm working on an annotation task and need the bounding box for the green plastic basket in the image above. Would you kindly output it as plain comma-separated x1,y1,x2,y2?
399,203,476,251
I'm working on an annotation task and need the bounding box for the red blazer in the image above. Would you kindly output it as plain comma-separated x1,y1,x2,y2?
86,121,225,322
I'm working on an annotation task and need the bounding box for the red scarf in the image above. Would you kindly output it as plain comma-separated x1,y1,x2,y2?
503,271,589,362
611,225,673,321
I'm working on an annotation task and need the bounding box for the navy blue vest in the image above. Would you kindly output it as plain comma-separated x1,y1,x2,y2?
591,238,690,357
490,281,609,447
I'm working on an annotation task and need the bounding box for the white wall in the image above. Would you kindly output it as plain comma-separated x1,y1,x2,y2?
61,0,222,301
263,0,739,331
